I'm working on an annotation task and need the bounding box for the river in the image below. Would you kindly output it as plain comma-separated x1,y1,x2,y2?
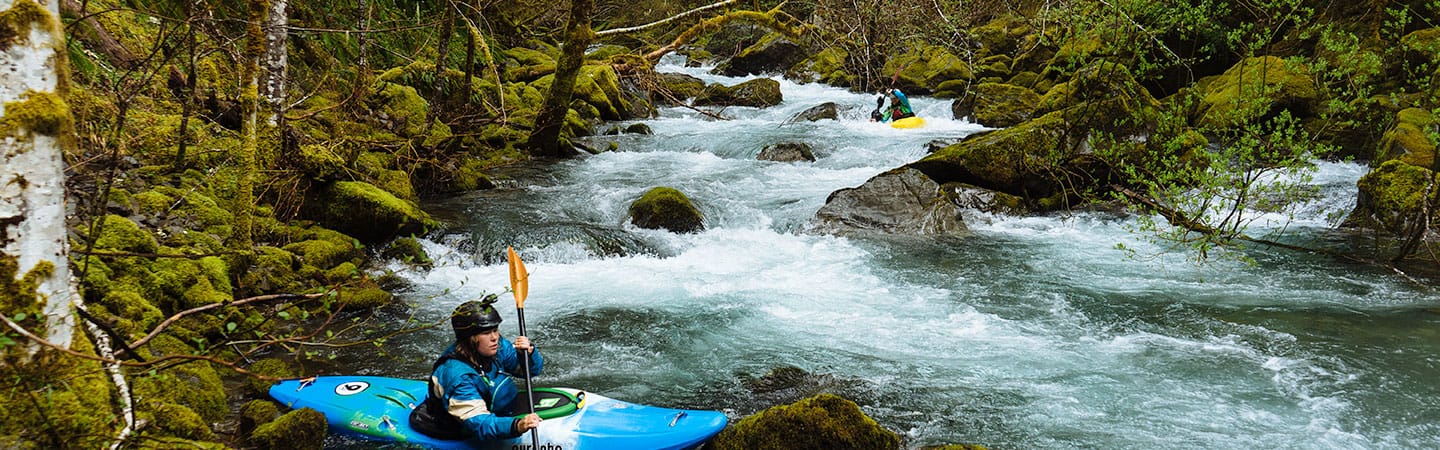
338,59,1440,449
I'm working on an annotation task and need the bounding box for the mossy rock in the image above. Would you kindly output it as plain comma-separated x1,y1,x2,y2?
758,142,816,162
249,407,328,450
1194,56,1318,129
568,64,626,120
657,72,706,105
971,14,1032,57
370,81,444,138
296,143,351,181
970,83,1042,128
1036,62,1157,117
717,32,807,77
337,285,393,309
381,236,433,268
786,47,853,87
372,168,418,202
96,289,164,335
305,181,436,244
239,399,280,438
628,187,705,233
133,336,228,423
245,358,296,397
708,393,900,450
1376,108,1437,170
240,246,304,294
90,214,159,253
0,326,115,449
694,78,783,108
1344,160,1438,235
147,256,233,311
139,402,218,441
884,43,974,95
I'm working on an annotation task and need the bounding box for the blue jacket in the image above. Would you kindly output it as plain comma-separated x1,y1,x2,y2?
425,339,544,441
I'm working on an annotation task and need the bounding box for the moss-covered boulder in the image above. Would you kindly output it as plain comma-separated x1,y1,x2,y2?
133,336,228,424
239,399,280,439
305,180,436,244
656,72,706,105
717,32,808,77
381,236,433,268
786,47,853,87
249,407,327,450
370,81,435,138
567,64,627,120
1193,56,1318,129
1343,160,1437,238
1375,108,1437,170
628,187,705,233
91,214,159,253
955,82,1042,128
707,393,901,450
694,78,783,108
884,43,973,95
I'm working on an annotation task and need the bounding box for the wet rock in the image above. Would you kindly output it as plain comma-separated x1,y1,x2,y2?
248,407,327,450
628,187,705,233
758,142,816,163
791,102,843,122
657,72,706,105
304,180,436,244
716,32,807,77
810,167,966,236
694,79,783,108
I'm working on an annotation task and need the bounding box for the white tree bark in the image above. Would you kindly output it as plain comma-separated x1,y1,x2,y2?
260,0,287,125
0,0,78,351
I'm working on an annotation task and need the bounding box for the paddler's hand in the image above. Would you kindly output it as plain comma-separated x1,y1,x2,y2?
514,413,541,433
513,335,533,352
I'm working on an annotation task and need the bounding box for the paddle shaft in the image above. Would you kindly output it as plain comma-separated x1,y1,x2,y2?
517,306,538,449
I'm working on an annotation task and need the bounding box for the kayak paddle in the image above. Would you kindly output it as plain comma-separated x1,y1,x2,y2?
506,246,539,448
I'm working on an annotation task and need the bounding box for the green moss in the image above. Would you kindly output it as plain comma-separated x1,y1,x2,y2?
339,285,392,309
371,81,431,138
372,169,417,201
239,399,280,437
1377,108,1437,169
133,190,175,215
133,335,228,423
98,289,164,334
240,246,303,294
0,323,116,449
1346,160,1438,233
323,261,359,282
0,90,73,138
245,359,296,397
708,393,900,450
297,143,350,181
140,402,218,441
971,83,1041,128
307,180,435,243
283,238,358,271
1196,56,1318,129
91,214,159,253
249,408,328,450
571,64,623,120
628,187,705,233
381,236,433,267
884,43,973,93
787,47,852,86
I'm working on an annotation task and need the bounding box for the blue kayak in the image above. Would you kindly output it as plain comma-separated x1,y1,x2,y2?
269,376,728,450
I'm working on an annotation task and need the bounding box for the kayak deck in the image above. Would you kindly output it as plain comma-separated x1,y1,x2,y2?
269,376,727,450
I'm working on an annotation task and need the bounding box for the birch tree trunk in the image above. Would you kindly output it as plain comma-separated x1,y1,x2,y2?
260,0,287,125
0,0,79,352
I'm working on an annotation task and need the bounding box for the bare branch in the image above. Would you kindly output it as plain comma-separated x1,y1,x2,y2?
596,0,739,37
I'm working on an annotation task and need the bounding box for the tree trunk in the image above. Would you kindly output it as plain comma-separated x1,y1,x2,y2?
261,0,288,125
529,0,594,158
0,0,79,354
428,0,455,130
237,0,269,248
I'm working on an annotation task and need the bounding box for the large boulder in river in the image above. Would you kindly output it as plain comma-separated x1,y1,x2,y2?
657,72,706,105
758,142,816,162
883,43,974,95
810,167,965,236
628,187,705,233
707,393,901,450
1191,56,1318,129
791,102,843,122
716,32,808,77
1342,160,1437,239
694,78,784,108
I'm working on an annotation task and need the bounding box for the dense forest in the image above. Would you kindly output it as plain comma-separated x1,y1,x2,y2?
2,0,1437,448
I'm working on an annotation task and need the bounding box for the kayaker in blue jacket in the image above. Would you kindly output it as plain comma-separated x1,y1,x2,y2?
409,295,544,441
883,88,915,122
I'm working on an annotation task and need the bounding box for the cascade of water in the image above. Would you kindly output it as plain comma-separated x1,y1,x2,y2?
364,61,1440,449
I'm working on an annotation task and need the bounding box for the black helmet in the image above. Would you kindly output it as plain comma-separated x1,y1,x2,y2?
452,294,502,340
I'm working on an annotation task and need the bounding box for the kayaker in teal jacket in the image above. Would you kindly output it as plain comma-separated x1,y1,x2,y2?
410,295,544,441
884,88,915,122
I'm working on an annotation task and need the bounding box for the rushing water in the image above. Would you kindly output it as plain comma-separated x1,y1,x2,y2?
344,59,1440,449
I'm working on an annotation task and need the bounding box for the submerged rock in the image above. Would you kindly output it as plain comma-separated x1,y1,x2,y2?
695,78,783,108
628,187,705,233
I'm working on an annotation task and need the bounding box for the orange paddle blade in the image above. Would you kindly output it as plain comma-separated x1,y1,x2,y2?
507,246,529,307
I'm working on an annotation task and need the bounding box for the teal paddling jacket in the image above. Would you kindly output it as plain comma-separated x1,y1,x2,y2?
421,339,544,441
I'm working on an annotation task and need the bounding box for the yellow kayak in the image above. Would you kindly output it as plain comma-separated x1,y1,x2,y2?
891,116,926,129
